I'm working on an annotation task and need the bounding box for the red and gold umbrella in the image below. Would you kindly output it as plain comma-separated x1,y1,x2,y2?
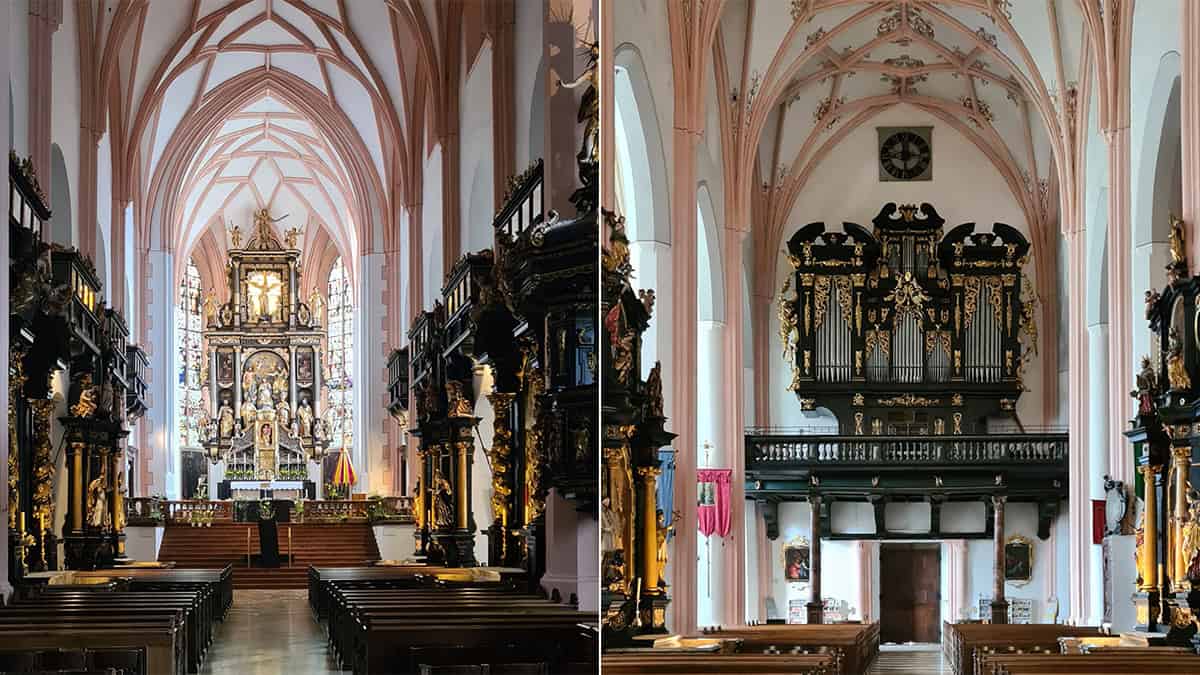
332,447,357,487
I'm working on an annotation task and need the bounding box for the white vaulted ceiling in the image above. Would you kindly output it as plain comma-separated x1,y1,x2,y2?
175,93,358,260
106,0,438,261
723,0,1087,225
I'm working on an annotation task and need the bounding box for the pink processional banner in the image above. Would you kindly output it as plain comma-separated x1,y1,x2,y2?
696,468,732,538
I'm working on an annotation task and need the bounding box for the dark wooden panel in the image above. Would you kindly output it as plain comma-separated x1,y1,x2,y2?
880,544,940,644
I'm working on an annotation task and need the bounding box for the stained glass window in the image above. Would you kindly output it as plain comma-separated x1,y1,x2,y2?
326,257,353,450
177,259,205,448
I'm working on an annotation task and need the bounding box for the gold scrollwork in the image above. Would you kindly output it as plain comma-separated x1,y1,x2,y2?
877,394,941,407
812,276,831,331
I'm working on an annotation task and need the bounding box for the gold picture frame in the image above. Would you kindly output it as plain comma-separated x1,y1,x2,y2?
1004,534,1033,586
782,536,811,583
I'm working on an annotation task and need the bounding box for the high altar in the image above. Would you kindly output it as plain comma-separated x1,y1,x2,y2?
200,209,328,497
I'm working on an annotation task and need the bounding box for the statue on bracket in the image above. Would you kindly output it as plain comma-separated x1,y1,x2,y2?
86,463,110,530
218,401,235,438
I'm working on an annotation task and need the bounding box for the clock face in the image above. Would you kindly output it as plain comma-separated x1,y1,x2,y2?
880,130,932,180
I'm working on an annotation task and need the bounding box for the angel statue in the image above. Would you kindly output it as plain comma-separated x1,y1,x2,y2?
557,41,599,165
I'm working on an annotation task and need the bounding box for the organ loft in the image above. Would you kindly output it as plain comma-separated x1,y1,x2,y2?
201,209,328,498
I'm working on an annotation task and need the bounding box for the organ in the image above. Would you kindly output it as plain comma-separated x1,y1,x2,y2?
779,202,1036,434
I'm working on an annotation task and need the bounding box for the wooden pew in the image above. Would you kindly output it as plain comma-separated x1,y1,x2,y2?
311,571,596,674
941,622,1103,675
698,623,880,674
978,651,1200,674
0,624,182,675
602,652,837,674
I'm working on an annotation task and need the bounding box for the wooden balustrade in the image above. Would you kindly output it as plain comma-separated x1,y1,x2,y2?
126,496,414,526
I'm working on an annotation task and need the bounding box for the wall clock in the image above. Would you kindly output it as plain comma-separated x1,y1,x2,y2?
878,126,933,181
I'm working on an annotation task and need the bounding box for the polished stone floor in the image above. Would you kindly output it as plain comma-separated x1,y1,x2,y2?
200,589,348,675
867,643,947,674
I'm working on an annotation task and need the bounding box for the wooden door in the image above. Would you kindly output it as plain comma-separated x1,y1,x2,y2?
879,544,941,643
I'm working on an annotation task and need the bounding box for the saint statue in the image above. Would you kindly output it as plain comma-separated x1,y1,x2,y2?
87,464,110,530
1171,214,1188,269
313,418,328,442
1168,329,1192,391
240,398,256,428
256,381,274,409
655,509,675,588
242,366,255,393
285,227,301,248
600,497,618,552
272,369,288,400
203,289,217,325
309,289,325,325
296,399,314,436
433,471,454,528
413,478,424,530
218,402,235,438
276,399,291,428
229,224,242,248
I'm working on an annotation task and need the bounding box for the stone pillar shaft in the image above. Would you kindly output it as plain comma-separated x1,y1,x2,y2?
992,496,1009,623
808,496,823,624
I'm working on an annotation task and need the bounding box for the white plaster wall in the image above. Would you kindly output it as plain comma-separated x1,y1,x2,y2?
460,42,495,254
51,2,81,247
96,134,112,291
765,501,1069,627
9,0,30,157
421,145,444,308
771,106,1040,427
513,0,542,170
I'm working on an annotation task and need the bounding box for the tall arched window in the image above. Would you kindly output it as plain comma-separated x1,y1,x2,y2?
326,257,354,451
177,259,205,449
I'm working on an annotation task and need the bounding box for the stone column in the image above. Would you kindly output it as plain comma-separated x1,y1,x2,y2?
991,496,1009,623
807,495,823,624
1066,226,1093,625
288,345,298,409
945,539,968,622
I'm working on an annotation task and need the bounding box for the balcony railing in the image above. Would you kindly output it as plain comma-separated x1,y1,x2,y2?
746,431,1068,469
125,496,415,526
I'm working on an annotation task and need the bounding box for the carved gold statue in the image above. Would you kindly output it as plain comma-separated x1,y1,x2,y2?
433,470,454,528
87,464,110,530
70,374,98,418
655,509,675,589
240,398,257,427
229,224,242,248
1185,497,1200,580
218,402,235,437
413,477,424,530
1168,329,1192,391
203,288,217,324
285,227,301,248
778,280,799,360
1170,213,1187,269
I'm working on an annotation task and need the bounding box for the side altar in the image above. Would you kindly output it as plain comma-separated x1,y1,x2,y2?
199,209,330,493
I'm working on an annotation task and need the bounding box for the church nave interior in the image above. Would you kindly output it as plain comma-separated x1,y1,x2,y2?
3,1,599,674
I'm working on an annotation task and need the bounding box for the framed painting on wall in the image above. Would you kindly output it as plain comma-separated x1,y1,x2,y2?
783,537,811,582
1004,535,1033,585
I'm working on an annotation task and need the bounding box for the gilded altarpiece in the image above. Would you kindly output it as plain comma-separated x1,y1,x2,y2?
200,210,327,488
601,211,675,644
